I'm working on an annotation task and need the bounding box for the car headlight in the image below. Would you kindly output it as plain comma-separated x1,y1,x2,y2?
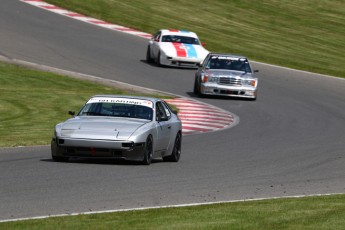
202,75,217,83
242,79,257,87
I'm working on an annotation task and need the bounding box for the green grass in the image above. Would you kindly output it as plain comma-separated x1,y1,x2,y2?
0,62,168,147
44,0,345,78
1,194,345,229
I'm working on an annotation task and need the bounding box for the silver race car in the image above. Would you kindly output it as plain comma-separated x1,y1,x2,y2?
51,95,182,165
146,29,209,68
194,53,259,100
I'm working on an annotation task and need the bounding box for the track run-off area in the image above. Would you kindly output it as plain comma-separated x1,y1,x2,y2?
0,0,344,221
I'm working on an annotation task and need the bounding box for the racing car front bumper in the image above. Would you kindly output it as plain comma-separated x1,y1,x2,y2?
161,55,203,68
51,137,146,161
200,83,257,99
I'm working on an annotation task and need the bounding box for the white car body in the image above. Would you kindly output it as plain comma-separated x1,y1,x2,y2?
146,29,209,68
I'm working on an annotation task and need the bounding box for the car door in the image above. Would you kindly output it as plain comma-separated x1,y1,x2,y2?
155,101,172,151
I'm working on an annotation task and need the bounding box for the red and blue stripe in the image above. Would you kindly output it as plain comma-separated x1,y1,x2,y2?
172,43,198,58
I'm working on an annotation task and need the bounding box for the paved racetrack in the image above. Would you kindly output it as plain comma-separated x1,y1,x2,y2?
0,0,344,220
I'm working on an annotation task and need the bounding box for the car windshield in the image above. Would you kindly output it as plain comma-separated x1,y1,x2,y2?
78,103,153,120
206,57,252,72
161,35,200,45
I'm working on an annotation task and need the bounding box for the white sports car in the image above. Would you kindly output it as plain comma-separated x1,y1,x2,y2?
146,29,209,68
51,95,182,165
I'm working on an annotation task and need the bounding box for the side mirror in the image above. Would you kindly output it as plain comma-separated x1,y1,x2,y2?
68,111,75,116
201,42,206,47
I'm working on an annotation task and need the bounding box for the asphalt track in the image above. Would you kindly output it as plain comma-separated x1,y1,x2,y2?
0,0,345,220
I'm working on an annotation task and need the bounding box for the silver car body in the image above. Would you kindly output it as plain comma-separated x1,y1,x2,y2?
51,95,182,164
146,29,209,68
194,53,258,100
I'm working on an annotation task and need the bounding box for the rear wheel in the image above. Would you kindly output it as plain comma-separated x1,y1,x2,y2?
163,132,181,162
142,135,153,165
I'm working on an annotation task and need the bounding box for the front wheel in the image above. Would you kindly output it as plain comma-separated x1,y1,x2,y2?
163,132,181,162
51,143,69,162
146,46,153,63
142,135,153,165
155,51,161,66
193,76,199,95
193,76,204,98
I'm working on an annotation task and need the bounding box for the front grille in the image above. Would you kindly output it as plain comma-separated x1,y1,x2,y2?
219,77,241,86
217,90,245,95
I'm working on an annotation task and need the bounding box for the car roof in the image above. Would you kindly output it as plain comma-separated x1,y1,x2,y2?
90,95,162,103
160,29,198,38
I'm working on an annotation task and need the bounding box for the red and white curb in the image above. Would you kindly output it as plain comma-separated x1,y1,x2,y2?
20,0,152,39
20,0,238,135
165,98,237,135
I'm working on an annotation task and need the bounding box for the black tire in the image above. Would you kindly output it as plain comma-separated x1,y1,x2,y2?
155,51,161,66
142,135,153,165
146,46,153,63
163,132,182,162
193,76,199,95
52,155,69,162
193,76,205,98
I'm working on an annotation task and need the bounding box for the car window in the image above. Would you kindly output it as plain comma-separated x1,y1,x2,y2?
153,32,161,42
156,102,169,121
206,56,252,72
78,103,153,120
161,35,200,45
161,102,171,118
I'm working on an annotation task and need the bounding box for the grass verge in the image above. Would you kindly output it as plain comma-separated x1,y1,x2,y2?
0,62,169,147
44,0,345,78
1,194,345,229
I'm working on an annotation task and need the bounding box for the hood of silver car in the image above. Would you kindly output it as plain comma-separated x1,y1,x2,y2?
207,70,254,78
60,117,148,140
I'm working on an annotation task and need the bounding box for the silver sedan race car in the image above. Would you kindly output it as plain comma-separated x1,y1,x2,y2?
193,53,259,100
146,29,209,68
51,95,182,165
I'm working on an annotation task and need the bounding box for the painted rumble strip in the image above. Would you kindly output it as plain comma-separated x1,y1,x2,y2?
165,98,235,135
20,0,237,135
20,0,153,39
